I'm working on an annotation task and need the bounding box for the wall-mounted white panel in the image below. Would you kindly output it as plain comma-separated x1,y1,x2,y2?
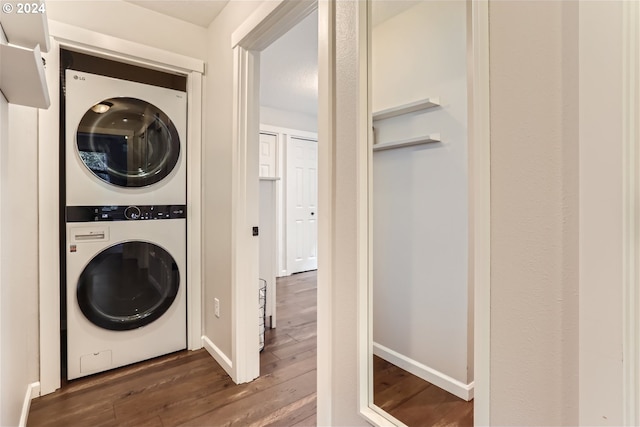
0,44,50,109
0,1,50,52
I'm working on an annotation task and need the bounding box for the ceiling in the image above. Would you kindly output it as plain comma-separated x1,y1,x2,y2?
124,0,229,28
125,0,420,29
260,10,318,116
122,1,319,117
118,1,409,118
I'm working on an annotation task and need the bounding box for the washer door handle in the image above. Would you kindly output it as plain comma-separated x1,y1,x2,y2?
75,232,105,240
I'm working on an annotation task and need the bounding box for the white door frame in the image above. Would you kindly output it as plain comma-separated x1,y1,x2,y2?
470,1,491,423
229,0,317,384
578,3,640,425
622,2,639,424
37,22,204,395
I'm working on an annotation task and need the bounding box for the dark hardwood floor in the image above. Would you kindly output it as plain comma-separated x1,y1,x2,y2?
28,271,318,427
373,356,474,426
29,270,472,426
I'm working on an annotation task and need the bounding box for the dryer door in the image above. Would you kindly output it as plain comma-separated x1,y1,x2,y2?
76,241,180,330
75,97,180,188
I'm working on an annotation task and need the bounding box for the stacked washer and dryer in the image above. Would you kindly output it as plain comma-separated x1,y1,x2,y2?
64,70,187,380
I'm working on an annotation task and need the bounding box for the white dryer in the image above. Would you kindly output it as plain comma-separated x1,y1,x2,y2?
65,70,186,206
65,205,186,380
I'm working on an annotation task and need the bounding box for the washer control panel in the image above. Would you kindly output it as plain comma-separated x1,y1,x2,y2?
66,205,186,222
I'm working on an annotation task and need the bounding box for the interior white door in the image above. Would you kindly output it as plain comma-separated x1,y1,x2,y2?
286,136,318,274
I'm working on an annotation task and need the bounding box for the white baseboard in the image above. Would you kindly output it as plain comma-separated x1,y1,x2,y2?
202,335,233,378
373,342,474,401
19,381,40,427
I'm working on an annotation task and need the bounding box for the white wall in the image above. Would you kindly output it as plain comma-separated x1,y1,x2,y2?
259,9,318,123
46,0,207,59
0,15,43,425
489,1,579,424
202,0,262,362
0,102,41,426
259,8,318,134
260,106,317,133
371,1,470,386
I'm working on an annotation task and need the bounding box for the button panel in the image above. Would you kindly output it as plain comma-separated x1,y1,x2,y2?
66,205,187,222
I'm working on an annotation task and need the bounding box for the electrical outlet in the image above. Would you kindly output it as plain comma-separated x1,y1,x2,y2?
214,298,220,318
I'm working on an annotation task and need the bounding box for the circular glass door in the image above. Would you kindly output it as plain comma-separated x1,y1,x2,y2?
76,97,180,188
76,241,180,331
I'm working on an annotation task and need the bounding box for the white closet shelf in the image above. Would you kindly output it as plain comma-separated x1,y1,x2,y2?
0,1,50,52
372,134,441,152
0,43,50,109
372,97,440,121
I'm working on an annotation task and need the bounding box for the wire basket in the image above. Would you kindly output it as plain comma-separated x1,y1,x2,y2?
259,279,267,352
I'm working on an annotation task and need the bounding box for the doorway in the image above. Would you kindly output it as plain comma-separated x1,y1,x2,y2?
230,0,318,384
258,8,319,367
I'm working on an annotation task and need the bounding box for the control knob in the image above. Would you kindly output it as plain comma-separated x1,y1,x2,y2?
124,206,141,220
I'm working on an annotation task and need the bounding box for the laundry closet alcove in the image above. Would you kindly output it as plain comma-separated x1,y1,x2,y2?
37,21,204,395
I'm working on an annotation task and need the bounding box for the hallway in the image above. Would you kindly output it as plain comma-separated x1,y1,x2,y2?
27,271,318,426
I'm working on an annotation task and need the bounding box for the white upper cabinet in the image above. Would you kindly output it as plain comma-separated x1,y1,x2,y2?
0,1,50,52
0,0,50,108
1,43,50,108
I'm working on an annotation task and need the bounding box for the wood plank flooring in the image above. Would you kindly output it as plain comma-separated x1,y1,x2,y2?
29,270,472,426
373,356,474,426
28,271,318,427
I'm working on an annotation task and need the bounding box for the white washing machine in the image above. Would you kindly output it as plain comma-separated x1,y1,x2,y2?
65,70,186,206
65,205,186,380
